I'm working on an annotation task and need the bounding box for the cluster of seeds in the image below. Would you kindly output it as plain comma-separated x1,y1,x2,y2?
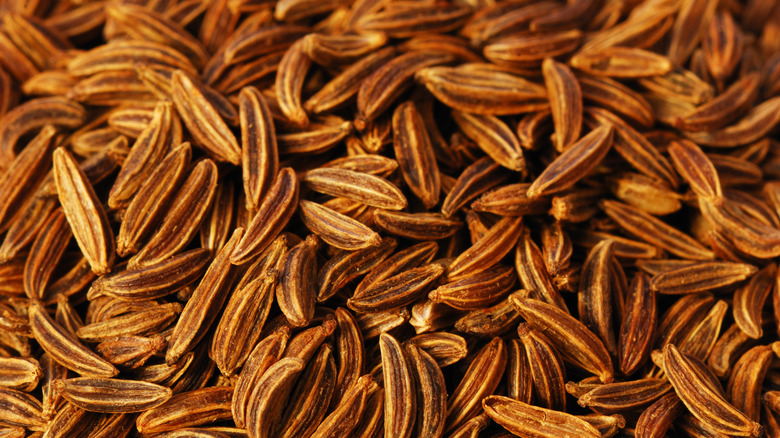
2,0,780,437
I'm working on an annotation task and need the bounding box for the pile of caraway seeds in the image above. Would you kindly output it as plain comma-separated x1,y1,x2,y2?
2,0,780,437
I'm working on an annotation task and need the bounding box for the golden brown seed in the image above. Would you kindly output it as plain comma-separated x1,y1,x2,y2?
53,148,115,275
662,344,762,437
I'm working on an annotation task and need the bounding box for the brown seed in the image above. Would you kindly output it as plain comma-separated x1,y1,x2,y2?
0,358,41,392
349,263,445,313
231,328,289,428
275,235,318,328
662,344,761,437
29,303,118,378
54,378,171,413
165,228,243,365
90,248,211,301
452,111,525,172
356,51,454,129
276,344,336,438
373,211,461,241
650,261,757,295
527,125,613,199
619,272,656,376
447,216,524,281
445,337,506,433
601,200,714,260
429,264,516,310
392,101,441,209
668,139,722,200
518,323,567,411
634,392,684,438
231,167,299,264
416,64,548,115
515,229,568,311
483,30,583,69
212,242,285,377
116,143,192,257
135,386,234,435
442,156,510,218
129,158,218,269
239,86,278,212
571,47,672,78
317,237,396,303
578,240,616,355
0,388,46,429
483,395,600,438
727,345,774,422
577,378,672,414
299,200,381,251
76,302,182,343
23,208,71,302
542,58,581,152
245,357,305,438
171,70,241,164
53,148,115,275
510,297,613,383
108,101,176,209
275,39,310,127
310,375,377,438
733,263,775,339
